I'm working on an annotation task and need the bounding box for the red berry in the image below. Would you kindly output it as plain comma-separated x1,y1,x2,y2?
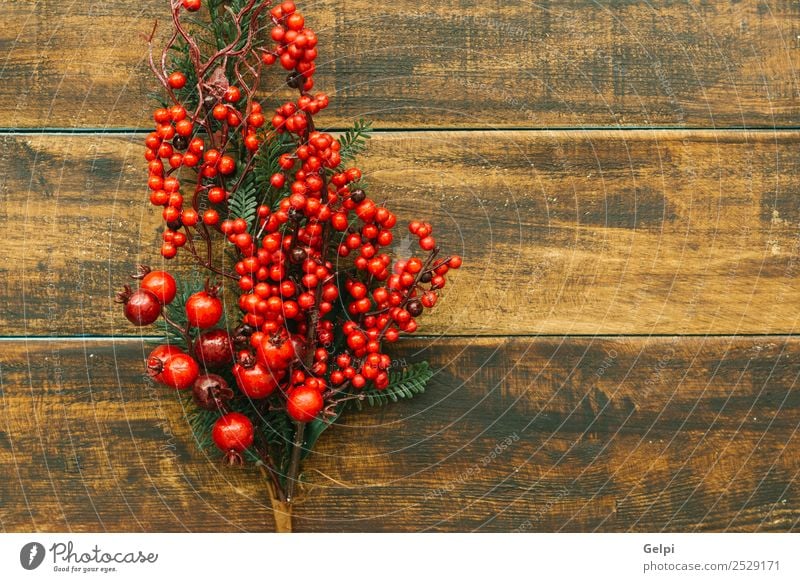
224,86,242,103
203,209,219,225
192,374,234,411
121,289,161,326
168,71,187,89
140,270,177,304
218,155,236,175
181,0,201,11
270,173,286,189
419,236,436,251
287,385,323,422
212,412,254,452
208,187,226,204
257,335,291,370
148,344,183,364
233,362,281,399
150,352,199,390
212,104,228,120
185,291,223,328
193,329,233,368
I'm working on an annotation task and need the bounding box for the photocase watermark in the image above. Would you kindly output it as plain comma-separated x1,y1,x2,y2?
423,433,520,502
639,339,678,400
18,540,158,575
453,77,538,123
20,542,46,570
512,485,570,532
395,11,536,43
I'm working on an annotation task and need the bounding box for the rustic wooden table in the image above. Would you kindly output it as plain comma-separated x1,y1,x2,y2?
1,0,798,532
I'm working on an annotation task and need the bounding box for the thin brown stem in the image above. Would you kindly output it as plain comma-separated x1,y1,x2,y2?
255,447,286,502
285,421,306,502
160,307,193,350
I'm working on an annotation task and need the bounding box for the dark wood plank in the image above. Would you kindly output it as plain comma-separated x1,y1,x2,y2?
1,1,799,128
2,130,800,336
0,337,797,532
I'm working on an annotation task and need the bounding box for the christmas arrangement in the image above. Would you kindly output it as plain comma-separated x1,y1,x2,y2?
116,0,461,531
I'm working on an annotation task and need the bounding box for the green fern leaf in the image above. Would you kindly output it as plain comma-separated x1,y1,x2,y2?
337,119,373,167
254,133,295,203
227,183,258,230
353,361,433,410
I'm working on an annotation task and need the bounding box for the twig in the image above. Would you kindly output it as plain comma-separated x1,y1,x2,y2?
285,421,306,502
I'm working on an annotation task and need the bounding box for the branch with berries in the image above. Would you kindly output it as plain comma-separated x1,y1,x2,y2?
117,0,462,532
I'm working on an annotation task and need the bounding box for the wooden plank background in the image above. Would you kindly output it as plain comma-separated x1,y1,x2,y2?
2,0,799,129
1,0,799,532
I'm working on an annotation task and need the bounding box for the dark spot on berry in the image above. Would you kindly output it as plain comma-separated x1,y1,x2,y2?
407,299,423,317
286,72,303,88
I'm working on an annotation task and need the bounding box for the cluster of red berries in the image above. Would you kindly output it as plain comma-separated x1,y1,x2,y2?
146,91,267,258
262,2,319,92
125,0,462,463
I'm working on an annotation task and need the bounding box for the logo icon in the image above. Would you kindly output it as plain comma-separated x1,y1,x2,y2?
20,542,46,570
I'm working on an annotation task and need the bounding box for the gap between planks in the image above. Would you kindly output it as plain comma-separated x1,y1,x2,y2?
2,334,800,343
3,127,800,136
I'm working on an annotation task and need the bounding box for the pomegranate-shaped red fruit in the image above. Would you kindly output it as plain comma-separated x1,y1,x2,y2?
140,270,177,304
185,290,223,328
233,361,281,399
193,329,233,368
117,286,161,326
148,344,183,364
212,412,254,452
149,352,199,390
192,373,234,410
287,385,324,422
257,332,300,371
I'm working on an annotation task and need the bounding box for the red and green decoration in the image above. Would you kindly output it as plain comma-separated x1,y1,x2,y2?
117,0,461,531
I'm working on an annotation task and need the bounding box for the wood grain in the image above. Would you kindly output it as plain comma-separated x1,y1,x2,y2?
1,1,799,129
2,130,800,336
0,336,797,532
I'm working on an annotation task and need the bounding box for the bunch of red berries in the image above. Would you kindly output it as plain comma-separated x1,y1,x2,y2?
121,0,462,500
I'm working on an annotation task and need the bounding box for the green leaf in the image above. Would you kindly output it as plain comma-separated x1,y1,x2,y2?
301,407,344,460
353,361,433,410
185,397,219,452
227,182,258,230
253,133,295,207
258,408,295,472
337,119,373,167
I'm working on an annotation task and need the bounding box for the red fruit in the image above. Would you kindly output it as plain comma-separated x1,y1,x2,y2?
218,155,236,175
287,386,324,422
212,412,254,452
192,373,234,410
120,288,161,326
168,71,187,89
150,352,199,390
148,344,183,364
224,86,242,103
419,236,436,251
185,291,223,328
181,0,201,11
140,270,177,304
212,104,228,120
233,362,281,399
256,333,298,370
286,12,304,31
193,329,233,368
